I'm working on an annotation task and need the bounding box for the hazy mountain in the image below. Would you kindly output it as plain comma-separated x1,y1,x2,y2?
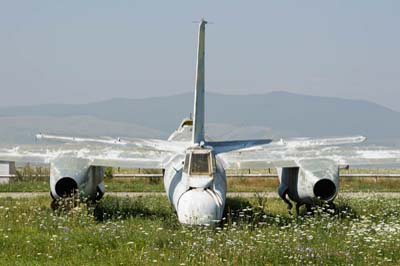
0,91,399,144
0,116,164,144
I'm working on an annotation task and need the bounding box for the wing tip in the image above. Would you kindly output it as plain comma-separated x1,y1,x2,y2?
357,135,367,143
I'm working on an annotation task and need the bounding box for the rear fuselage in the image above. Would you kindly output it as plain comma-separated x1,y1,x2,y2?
163,146,227,224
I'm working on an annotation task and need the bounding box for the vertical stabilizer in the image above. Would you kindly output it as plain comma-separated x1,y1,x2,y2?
192,19,207,144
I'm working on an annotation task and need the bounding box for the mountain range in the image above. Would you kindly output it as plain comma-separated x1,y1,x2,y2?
0,91,399,145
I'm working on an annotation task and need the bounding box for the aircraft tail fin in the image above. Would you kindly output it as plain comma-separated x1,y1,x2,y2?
192,19,207,144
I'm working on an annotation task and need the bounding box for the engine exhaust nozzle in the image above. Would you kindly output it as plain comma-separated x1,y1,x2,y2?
55,177,78,198
313,179,336,201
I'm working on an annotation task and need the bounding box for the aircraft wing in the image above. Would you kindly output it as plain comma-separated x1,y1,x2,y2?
216,136,400,169
36,133,188,153
211,135,366,154
0,142,177,169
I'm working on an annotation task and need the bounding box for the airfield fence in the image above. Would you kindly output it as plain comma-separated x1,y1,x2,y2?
112,173,400,180
3,171,400,180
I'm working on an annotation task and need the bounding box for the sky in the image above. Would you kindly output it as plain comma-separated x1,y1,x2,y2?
0,1,399,111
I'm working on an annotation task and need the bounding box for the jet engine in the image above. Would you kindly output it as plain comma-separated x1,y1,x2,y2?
277,159,339,212
50,157,105,201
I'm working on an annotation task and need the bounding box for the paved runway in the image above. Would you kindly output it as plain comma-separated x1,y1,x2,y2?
1,191,400,199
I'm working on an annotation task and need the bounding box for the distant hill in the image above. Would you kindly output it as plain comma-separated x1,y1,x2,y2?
0,91,399,144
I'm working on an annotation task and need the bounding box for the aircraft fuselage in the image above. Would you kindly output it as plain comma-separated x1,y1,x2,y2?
163,146,227,224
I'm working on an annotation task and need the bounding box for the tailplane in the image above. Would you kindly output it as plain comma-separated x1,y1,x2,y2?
192,19,207,144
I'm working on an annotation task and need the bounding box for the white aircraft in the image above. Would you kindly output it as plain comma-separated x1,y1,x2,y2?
1,19,400,224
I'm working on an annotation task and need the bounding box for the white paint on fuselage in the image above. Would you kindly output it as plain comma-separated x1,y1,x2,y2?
163,149,227,225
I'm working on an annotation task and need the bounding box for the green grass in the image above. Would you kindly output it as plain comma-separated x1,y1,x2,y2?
0,181,49,192
2,176,400,193
0,196,400,265
105,178,164,192
1,167,400,193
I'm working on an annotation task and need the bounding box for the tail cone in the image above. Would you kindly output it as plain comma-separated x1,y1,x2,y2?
177,188,223,225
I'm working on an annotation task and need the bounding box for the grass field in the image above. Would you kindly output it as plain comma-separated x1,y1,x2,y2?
3,175,400,193
0,195,400,265
2,167,400,265
2,166,400,193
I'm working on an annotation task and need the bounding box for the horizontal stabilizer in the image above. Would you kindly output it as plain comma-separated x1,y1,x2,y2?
209,139,272,153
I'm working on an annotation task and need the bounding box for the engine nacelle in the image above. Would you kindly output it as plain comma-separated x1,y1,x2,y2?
50,157,105,200
277,159,339,207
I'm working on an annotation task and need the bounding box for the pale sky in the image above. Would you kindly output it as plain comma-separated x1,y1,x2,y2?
0,1,399,111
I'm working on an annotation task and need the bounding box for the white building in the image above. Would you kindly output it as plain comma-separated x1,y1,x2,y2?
0,161,16,184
